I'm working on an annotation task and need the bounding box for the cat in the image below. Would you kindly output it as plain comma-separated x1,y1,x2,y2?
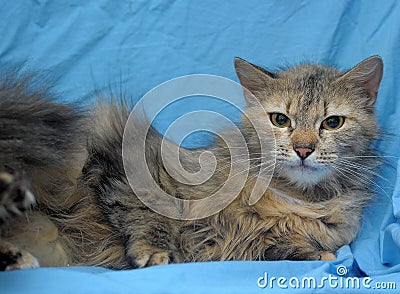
0,55,383,270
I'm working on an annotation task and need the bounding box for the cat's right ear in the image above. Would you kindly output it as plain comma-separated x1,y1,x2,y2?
234,58,275,97
336,56,383,106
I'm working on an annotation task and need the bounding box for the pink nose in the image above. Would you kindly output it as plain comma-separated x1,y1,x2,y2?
294,147,314,160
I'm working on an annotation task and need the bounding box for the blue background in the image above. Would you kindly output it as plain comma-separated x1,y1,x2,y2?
1,0,400,292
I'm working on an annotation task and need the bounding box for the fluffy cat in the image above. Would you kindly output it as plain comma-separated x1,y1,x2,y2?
0,56,383,270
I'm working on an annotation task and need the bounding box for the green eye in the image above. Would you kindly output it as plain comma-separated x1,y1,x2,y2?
270,113,291,128
321,116,345,130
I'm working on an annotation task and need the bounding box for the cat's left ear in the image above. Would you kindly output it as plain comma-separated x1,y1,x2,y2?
336,56,383,106
234,57,275,101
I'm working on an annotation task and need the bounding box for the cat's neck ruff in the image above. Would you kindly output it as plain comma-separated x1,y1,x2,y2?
267,186,309,205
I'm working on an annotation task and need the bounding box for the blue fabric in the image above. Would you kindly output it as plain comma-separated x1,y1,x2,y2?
1,0,400,292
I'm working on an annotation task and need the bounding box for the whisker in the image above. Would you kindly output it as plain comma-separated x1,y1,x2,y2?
203,160,275,196
331,164,392,202
211,156,274,175
213,152,272,161
341,155,400,160
339,159,394,186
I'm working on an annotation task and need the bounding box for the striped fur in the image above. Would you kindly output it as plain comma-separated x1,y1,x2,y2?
0,56,382,269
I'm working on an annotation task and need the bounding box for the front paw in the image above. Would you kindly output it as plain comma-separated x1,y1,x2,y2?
319,252,336,261
291,250,336,261
126,244,183,268
0,172,35,225
0,241,40,271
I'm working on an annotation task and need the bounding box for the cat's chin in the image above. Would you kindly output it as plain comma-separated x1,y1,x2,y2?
283,164,328,187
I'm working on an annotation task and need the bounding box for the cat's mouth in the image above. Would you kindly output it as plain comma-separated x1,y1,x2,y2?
282,160,329,186
289,162,319,173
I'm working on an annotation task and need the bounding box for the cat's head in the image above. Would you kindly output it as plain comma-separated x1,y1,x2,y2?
235,56,383,189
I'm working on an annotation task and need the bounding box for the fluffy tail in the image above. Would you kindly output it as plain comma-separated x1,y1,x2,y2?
0,69,87,208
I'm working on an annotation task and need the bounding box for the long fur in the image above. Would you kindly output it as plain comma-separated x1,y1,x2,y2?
0,57,382,269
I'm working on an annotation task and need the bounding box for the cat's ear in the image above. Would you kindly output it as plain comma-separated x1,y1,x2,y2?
234,58,275,97
336,56,383,106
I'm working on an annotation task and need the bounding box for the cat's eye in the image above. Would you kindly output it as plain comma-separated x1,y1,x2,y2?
321,116,345,130
270,113,291,128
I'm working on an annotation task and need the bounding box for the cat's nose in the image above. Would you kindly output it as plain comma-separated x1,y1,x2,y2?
294,146,314,160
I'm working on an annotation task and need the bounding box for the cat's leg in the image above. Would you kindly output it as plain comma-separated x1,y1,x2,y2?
263,234,336,261
82,150,183,268
264,245,336,261
85,103,185,268
96,180,183,268
124,217,183,268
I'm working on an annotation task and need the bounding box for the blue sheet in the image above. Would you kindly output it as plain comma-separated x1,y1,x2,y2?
1,0,400,292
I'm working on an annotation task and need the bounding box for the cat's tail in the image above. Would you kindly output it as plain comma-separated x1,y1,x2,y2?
83,94,168,193
0,68,87,209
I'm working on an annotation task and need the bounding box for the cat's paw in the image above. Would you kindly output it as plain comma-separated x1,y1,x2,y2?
319,252,336,261
293,250,336,261
0,172,35,225
126,245,183,268
0,241,40,271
